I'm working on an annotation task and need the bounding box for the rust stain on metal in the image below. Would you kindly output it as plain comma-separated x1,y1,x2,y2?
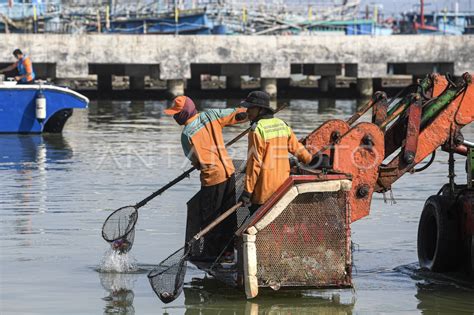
403,97,422,164
303,119,350,155
331,123,385,222
376,75,474,192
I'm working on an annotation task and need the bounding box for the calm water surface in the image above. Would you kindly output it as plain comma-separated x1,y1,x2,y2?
1,98,473,314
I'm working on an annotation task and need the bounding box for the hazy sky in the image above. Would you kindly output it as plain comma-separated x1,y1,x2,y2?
359,0,474,14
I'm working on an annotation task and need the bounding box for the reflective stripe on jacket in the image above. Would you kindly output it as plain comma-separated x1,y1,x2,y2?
181,108,246,186
15,56,35,83
244,117,312,204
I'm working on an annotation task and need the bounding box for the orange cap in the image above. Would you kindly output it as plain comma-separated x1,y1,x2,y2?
164,96,187,115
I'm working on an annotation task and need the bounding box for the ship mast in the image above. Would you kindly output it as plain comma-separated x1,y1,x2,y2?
420,0,425,27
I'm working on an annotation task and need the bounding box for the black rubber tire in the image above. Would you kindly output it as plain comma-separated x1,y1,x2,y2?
417,195,458,272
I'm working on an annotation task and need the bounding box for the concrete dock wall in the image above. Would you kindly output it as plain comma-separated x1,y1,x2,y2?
0,34,472,96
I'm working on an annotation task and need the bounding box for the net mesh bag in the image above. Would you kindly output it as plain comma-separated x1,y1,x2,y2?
148,246,188,303
102,206,138,253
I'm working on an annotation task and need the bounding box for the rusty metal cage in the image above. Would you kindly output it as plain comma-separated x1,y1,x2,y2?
185,160,352,298
254,189,351,288
237,176,352,298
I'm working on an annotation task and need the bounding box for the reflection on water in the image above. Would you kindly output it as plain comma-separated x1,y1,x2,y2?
394,263,474,313
181,278,355,315
0,134,74,247
416,284,474,314
1,98,473,314
98,272,356,315
0,134,73,170
100,272,137,315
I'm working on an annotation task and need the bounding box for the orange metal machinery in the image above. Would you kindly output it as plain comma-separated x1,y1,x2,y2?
302,73,474,273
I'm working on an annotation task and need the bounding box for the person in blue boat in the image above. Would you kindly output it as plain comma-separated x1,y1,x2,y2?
0,49,36,84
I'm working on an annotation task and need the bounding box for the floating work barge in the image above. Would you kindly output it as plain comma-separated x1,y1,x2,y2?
188,169,353,298
186,73,474,299
235,174,353,297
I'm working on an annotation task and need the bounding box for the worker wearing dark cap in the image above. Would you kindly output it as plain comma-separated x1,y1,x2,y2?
0,49,35,84
239,91,313,213
164,96,247,262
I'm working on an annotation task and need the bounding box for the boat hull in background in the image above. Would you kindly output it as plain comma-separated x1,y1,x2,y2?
0,84,89,133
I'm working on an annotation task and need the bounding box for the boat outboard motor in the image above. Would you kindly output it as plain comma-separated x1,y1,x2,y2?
36,90,46,122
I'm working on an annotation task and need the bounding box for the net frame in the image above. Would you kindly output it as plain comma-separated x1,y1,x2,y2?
147,245,190,303
148,202,242,303
102,205,139,253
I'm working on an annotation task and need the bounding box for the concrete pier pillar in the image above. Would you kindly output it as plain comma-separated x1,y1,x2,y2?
319,75,336,92
356,78,373,98
372,78,383,91
97,74,112,91
167,79,185,97
187,75,201,90
227,75,241,89
129,76,145,90
261,78,277,98
319,77,328,92
318,98,336,114
277,78,291,92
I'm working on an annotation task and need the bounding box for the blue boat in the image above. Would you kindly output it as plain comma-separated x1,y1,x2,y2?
0,82,88,133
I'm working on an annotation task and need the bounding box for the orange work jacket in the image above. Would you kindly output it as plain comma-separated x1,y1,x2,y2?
244,117,312,204
182,108,247,186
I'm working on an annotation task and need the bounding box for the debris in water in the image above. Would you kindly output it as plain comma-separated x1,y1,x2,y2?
159,292,174,304
99,249,138,273
111,239,132,254
268,280,281,291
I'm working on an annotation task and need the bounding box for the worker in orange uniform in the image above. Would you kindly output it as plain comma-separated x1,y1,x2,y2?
239,91,315,214
0,49,36,84
164,96,247,262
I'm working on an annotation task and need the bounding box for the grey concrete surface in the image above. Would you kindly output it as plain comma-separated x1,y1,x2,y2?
0,34,472,81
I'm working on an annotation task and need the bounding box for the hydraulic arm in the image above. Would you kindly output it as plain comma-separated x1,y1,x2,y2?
303,73,473,222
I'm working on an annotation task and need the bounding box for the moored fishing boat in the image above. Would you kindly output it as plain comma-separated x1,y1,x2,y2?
0,81,88,133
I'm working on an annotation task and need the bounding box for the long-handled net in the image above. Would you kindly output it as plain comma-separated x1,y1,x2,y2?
147,202,242,304
101,104,287,254
101,167,195,253
101,120,248,253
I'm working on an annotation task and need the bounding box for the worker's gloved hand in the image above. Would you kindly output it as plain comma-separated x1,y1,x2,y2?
235,112,248,122
238,191,252,207
309,153,330,169
191,161,202,170
289,156,299,168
